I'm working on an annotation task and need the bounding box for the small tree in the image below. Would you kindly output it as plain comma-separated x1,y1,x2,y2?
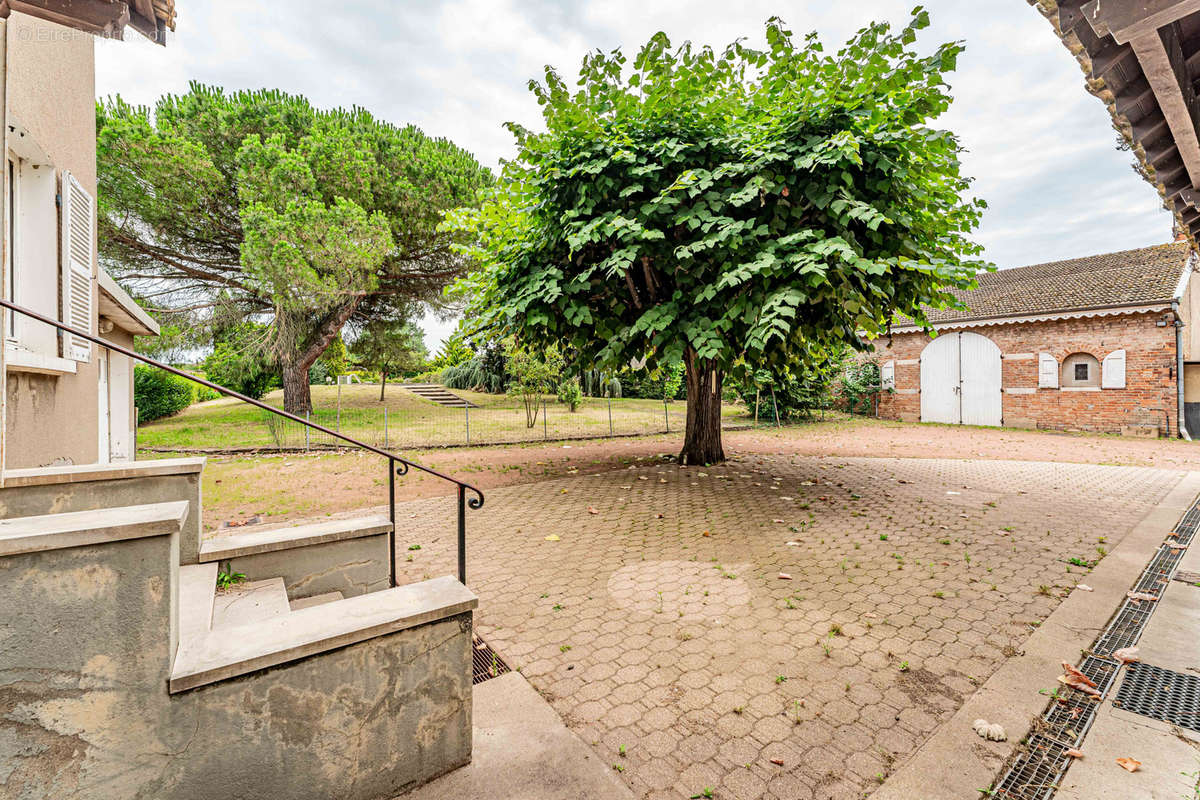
446,12,984,463
351,320,428,400
507,344,563,427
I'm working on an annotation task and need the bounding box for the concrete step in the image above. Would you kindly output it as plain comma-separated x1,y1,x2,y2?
289,591,344,611
199,514,392,562
211,577,290,630
401,384,478,408
179,563,219,638
0,500,189,556
170,575,477,693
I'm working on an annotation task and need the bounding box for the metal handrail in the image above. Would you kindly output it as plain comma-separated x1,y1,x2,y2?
0,297,483,586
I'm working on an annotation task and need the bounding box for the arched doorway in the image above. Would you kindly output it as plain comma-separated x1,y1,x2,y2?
920,332,1002,426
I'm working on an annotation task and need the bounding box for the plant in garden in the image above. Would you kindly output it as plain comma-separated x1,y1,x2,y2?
507,343,564,427
98,84,490,414
557,376,585,412
351,320,428,400
203,322,278,399
445,10,985,463
133,364,197,421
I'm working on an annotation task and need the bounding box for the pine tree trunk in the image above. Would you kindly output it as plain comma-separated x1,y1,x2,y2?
679,347,725,465
380,371,388,402
282,363,312,414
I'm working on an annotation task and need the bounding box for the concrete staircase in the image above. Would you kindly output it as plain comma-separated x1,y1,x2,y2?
402,383,477,408
0,457,479,800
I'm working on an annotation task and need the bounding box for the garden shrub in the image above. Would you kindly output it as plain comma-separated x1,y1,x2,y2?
134,365,195,422
557,376,583,412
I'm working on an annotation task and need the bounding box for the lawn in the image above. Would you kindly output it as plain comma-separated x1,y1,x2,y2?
137,382,752,452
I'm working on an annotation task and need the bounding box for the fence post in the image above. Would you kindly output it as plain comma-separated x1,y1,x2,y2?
543,397,548,439
305,411,310,451
384,408,388,449
664,398,669,433
465,405,470,444
337,379,342,432
771,388,780,428
754,389,760,425
607,395,613,437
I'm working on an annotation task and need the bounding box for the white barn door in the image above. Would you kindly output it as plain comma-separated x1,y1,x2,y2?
920,332,1002,426
920,334,961,424
959,332,1002,426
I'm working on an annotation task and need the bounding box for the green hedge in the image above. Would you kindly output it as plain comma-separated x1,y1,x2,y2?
134,365,195,422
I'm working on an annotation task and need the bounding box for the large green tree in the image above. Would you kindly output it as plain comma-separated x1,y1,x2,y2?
449,13,987,462
447,11,986,464
98,83,491,413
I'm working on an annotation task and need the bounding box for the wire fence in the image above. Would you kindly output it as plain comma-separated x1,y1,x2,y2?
264,394,696,450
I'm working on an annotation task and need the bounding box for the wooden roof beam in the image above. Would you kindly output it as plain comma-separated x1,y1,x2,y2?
1084,1,1200,189
0,0,129,38
1082,0,1200,40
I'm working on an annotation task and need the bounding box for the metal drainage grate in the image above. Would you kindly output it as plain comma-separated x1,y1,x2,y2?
472,636,511,685
992,735,1075,800
1114,662,1200,734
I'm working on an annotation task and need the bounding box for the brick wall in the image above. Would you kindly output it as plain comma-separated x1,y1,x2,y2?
873,310,1178,434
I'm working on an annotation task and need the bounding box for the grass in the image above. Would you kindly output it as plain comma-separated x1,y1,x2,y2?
138,383,747,451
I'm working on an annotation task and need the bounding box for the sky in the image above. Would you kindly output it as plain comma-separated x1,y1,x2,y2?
96,0,1173,352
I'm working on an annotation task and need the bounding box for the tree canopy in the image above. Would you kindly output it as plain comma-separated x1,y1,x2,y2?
445,10,986,463
98,83,491,412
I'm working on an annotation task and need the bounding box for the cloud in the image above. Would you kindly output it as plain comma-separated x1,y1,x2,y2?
96,0,1174,349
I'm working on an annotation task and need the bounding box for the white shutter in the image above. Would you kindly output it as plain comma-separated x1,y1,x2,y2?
61,170,94,361
1101,349,1126,389
1038,352,1059,388
880,359,895,390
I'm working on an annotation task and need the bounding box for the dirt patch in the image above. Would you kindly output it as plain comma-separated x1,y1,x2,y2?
173,416,1200,529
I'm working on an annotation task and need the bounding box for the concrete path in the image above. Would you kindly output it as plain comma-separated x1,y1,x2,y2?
874,470,1200,800
400,672,635,800
1055,519,1200,800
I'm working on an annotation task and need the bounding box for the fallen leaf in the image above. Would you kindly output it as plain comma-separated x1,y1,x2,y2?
587,506,599,515
1065,749,1084,759
779,496,794,501
1076,584,1093,592
1116,757,1140,773
785,541,801,546
1061,662,1098,689
1113,647,1140,664
1127,591,1158,602
655,513,664,519
769,758,785,766
778,573,792,580
544,534,560,542
773,519,785,524
702,531,711,537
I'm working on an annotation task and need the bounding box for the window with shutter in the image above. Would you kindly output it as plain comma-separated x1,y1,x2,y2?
880,359,895,390
1038,352,1058,388
61,170,93,361
1101,349,1126,389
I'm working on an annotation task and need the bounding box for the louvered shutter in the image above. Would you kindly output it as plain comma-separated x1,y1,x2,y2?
61,170,93,361
880,359,895,390
1101,349,1126,389
1038,353,1058,388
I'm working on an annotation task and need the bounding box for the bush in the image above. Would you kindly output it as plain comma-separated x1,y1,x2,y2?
408,369,444,384
620,361,685,400
840,359,882,415
442,353,506,393
735,354,848,422
557,377,583,412
192,381,221,403
135,365,195,422
204,337,278,399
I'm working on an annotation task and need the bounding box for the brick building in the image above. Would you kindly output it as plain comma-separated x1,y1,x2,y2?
872,242,1200,437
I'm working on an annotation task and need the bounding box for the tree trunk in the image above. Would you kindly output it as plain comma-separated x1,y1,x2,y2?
281,362,312,414
380,370,388,401
679,347,725,465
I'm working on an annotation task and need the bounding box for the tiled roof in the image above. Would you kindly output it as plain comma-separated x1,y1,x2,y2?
898,242,1193,327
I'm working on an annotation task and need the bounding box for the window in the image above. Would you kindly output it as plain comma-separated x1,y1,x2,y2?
1061,352,1100,388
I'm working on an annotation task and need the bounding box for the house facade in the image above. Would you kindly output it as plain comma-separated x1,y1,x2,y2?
0,4,163,470
873,242,1198,437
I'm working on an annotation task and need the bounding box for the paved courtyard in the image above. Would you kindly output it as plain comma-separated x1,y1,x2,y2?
393,455,1184,800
